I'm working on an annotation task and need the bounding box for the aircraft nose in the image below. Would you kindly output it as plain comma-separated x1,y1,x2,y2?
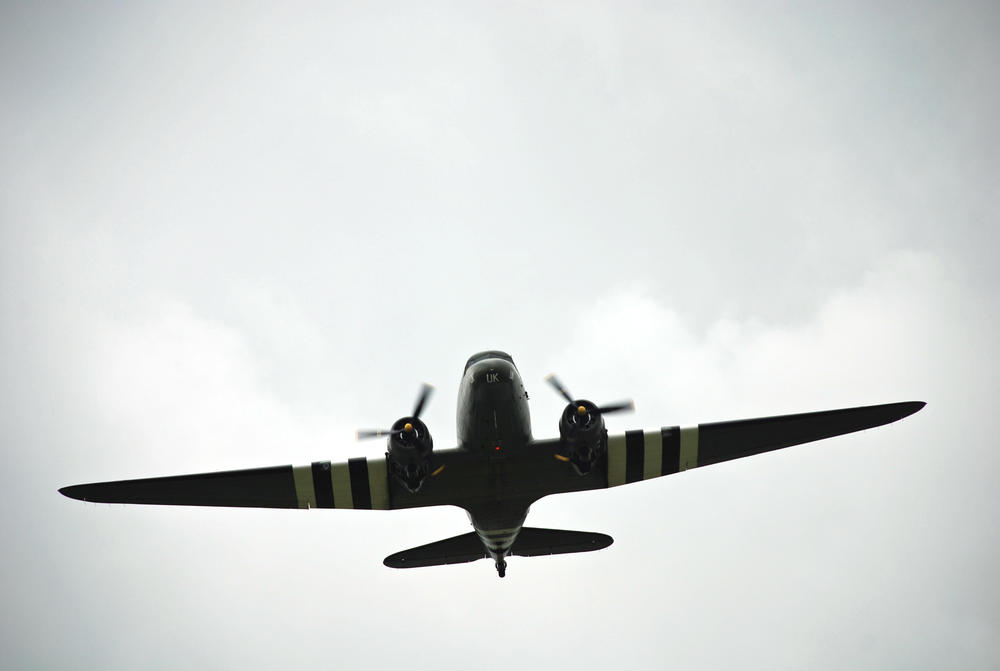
482,368,509,385
467,360,516,388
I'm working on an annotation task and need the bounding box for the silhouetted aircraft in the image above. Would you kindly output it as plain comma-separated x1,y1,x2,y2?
60,350,924,577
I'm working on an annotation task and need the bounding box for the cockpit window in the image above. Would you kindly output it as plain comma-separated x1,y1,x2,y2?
464,350,514,372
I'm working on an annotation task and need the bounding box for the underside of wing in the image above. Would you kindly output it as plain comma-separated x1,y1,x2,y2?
607,400,925,487
60,457,394,510
695,400,925,466
60,465,299,508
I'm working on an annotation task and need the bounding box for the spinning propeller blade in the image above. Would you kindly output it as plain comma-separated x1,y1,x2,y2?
412,383,433,419
544,374,635,416
356,429,395,440
356,384,434,441
595,400,635,415
544,374,575,404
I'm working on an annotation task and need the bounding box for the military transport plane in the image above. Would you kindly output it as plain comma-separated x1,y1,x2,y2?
61,350,924,578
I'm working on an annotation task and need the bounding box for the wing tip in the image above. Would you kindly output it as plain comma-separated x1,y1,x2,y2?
383,554,406,569
59,485,87,501
900,400,927,418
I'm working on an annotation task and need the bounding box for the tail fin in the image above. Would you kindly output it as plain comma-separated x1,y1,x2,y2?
383,528,612,569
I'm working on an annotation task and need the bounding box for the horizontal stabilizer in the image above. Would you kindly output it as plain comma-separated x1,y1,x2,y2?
384,532,487,569
510,527,613,557
383,528,614,569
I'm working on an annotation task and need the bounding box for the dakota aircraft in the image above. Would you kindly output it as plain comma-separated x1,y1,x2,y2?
60,350,925,577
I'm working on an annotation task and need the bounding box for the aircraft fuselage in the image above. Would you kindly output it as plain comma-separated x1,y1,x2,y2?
454,351,535,575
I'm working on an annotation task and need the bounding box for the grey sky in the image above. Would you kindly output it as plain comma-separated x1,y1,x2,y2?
2,2,998,669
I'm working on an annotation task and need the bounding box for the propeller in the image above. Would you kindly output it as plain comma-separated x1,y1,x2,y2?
357,383,434,440
544,374,634,417
546,373,633,473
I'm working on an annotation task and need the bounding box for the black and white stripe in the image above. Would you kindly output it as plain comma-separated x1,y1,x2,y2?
475,526,521,555
291,457,390,509
607,426,699,487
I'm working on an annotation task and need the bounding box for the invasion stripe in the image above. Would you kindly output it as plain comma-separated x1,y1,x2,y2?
679,426,699,470
479,527,520,537
476,526,521,551
292,465,317,509
625,430,645,483
311,461,335,508
607,434,627,487
643,429,663,480
332,462,353,509
348,458,372,509
366,458,390,510
607,426,695,486
661,426,680,475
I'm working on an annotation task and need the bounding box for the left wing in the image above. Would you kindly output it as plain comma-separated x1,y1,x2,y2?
605,400,925,487
60,457,396,510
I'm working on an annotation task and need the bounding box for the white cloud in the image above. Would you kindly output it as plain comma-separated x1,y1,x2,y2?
550,248,968,425
89,297,346,470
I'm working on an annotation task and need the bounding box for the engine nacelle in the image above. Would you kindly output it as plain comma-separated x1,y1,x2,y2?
386,417,434,493
557,400,608,475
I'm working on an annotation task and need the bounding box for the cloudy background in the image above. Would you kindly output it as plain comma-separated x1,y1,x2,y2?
2,1,997,669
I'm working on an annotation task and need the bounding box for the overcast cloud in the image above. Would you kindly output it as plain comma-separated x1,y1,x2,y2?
2,2,998,669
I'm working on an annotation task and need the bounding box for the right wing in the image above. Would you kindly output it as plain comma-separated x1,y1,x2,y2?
605,401,925,487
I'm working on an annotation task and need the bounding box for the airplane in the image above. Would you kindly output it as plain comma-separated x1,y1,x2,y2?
60,350,925,578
